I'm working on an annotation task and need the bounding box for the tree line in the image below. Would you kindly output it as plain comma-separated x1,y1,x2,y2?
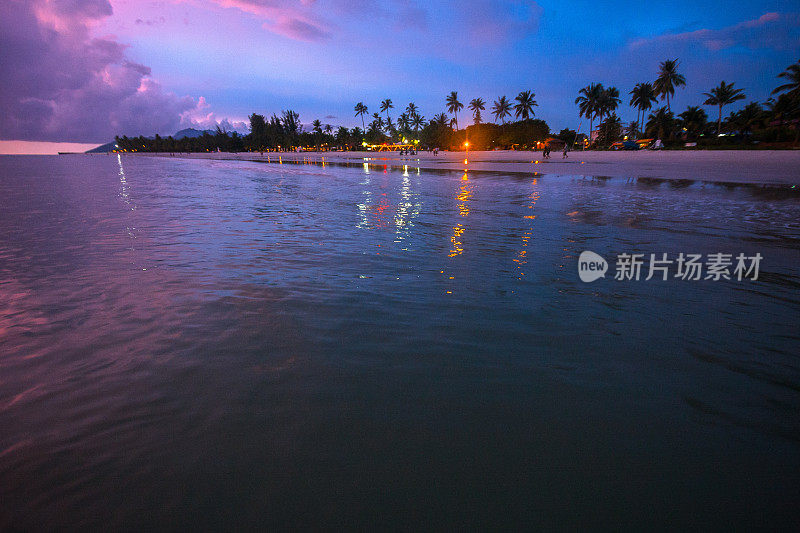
578,58,800,148
113,59,799,153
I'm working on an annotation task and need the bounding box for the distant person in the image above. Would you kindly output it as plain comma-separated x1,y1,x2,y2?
562,145,568,158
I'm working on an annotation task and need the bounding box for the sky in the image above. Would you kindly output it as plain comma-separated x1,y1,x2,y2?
1,0,798,152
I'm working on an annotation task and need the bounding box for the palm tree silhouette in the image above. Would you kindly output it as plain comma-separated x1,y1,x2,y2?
773,60,800,101
380,99,394,122
654,59,686,112
469,98,486,124
514,90,538,119
371,112,384,131
312,119,322,149
729,102,765,136
432,113,449,126
446,91,464,130
646,107,676,139
354,102,368,131
678,106,707,139
411,112,425,138
629,83,658,134
575,83,603,142
703,81,746,134
597,87,620,123
398,112,410,133
492,96,512,124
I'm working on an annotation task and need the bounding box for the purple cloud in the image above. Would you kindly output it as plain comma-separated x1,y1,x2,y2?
630,12,800,52
0,0,199,142
265,16,331,41
135,17,166,26
205,0,331,41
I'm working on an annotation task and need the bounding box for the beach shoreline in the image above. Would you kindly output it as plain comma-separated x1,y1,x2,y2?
109,149,800,186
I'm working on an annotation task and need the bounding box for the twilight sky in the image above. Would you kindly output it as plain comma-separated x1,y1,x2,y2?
2,0,799,147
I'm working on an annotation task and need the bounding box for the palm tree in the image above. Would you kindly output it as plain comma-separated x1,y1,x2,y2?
597,87,620,122
575,83,604,142
729,102,764,136
411,112,425,138
432,113,449,126
371,112,384,131
354,102,368,131
492,96,512,124
397,112,410,133
446,91,464,130
335,126,349,146
654,59,686,112
514,90,538,119
646,107,676,139
380,99,394,122
312,119,322,149
469,97,486,124
597,113,623,145
678,106,707,139
772,60,800,102
629,82,658,132
324,124,333,135
406,102,419,117
703,81,746,134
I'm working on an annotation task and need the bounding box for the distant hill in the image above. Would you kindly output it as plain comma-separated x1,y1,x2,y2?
173,128,215,139
86,141,117,153
85,128,219,153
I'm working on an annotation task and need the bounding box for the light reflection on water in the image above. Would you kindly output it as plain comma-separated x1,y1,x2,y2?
0,155,798,530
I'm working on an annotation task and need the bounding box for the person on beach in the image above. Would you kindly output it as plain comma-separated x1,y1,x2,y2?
563,145,568,158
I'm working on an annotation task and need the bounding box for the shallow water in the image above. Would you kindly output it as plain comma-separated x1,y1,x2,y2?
1,154,798,529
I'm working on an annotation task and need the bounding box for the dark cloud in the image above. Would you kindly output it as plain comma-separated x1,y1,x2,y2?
0,0,197,142
135,17,166,26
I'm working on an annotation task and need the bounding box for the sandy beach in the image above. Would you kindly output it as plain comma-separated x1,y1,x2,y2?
125,149,800,186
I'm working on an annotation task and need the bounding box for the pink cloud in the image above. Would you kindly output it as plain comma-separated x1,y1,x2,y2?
630,12,800,52
265,16,331,41
0,0,234,142
202,0,331,41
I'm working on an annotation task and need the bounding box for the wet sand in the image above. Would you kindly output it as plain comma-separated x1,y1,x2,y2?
124,149,800,185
